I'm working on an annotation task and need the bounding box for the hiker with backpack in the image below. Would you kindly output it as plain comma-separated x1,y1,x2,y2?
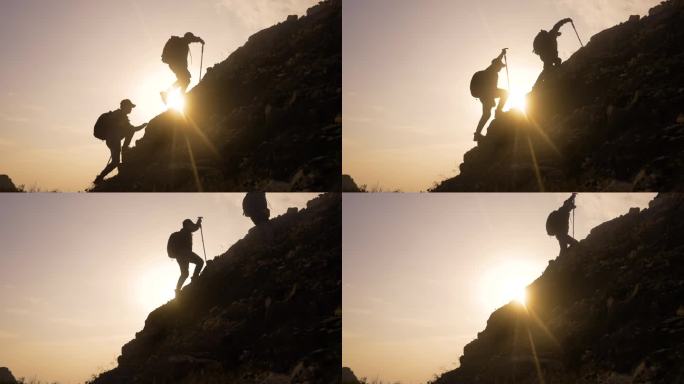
533,18,573,88
243,192,270,226
160,32,205,104
470,49,509,142
93,99,148,184
546,193,579,253
168,217,204,296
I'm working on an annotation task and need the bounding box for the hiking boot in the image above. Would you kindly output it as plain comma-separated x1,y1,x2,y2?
495,108,504,117
93,175,105,185
474,133,485,142
175,288,181,297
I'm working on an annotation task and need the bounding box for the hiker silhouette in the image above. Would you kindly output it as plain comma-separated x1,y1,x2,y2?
167,217,204,296
533,18,573,88
470,49,509,142
243,192,270,226
546,193,579,253
93,99,148,184
161,32,205,103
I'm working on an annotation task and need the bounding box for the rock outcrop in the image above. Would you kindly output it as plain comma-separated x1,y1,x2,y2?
92,0,341,192
433,0,684,192
0,175,20,192
89,193,341,384
0,368,17,384
341,367,361,384
433,194,684,384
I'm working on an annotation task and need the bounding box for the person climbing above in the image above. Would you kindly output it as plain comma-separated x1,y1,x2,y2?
167,217,204,296
160,32,205,103
93,99,148,184
546,193,579,253
533,18,573,87
243,192,270,226
470,49,509,142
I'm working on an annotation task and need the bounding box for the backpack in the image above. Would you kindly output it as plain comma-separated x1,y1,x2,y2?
167,231,183,258
545,210,562,236
533,30,550,55
161,36,185,64
469,70,487,98
93,111,117,141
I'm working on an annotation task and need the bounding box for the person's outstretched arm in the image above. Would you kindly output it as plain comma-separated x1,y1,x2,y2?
551,18,572,34
190,35,205,45
190,217,203,232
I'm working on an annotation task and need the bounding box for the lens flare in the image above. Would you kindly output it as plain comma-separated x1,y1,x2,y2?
167,89,185,113
507,88,528,113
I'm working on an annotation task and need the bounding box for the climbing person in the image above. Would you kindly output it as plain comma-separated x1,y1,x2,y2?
470,49,509,141
533,18,573,87
167,217,204,296
160,32,205,103
546,193,579,253
243,192,270,226
93,99,148,184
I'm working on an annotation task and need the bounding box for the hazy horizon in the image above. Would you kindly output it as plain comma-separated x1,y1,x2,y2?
343,0,661,191
0,193,318,384
343,193,656,383
0,0,317,192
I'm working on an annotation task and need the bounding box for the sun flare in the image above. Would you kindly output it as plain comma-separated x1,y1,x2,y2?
167,88,186,113
134,264,176,313
507,89,528,113
480,259,538,310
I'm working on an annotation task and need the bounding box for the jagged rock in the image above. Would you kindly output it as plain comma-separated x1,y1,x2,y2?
0,175,20,192
341,175,363,192
89,193,341,384
433,193,684,384
91,0,341,192
0,367,17,384
342,367,361,384
433,0,684,192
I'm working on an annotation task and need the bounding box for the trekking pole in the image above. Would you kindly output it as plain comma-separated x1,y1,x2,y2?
198,216,207,262
571,21,584,48
572,207,575,238
199,44,205,81
503,48,511,91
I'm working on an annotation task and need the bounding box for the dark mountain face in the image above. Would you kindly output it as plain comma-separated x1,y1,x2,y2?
92,0,341,192
0,175,20,192
433,0,684,192
433,194,684,384
89,193,341,384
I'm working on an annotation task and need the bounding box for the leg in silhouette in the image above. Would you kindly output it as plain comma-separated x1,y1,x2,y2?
170,63,192,94
95,140,121,183
475,99,494,141
187,251,204,280
556,233,578,253
176,258,190,292
494,88,508,114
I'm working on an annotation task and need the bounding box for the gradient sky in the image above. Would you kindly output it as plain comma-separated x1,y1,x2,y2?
343,0,661,191
0,0,316,192
0,193,317,384
343,193,656,383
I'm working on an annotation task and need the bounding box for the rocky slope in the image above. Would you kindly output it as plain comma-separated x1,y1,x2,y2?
0,367,17,384
433,0,684,192
92,0,341,192
0,175,20,192
89,193,341,384
433,194,684,384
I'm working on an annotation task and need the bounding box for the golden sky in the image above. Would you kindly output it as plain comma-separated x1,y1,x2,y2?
0,0,316,191
343,193,655,383
0,193,318,383
343,0,661,191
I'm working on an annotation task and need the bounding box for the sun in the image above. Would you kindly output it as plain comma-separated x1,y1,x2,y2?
480,259,539,311
134,264,176,313
166,88,186,113
507,88,528,113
